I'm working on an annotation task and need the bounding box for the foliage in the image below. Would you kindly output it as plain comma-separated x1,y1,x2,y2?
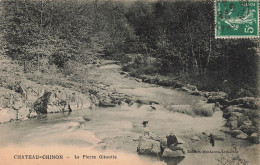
1,0,258,98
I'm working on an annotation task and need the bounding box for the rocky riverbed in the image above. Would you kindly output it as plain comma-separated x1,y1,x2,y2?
0,57,259,165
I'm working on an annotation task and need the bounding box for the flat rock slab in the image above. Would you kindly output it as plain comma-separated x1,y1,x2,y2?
162,148,185,158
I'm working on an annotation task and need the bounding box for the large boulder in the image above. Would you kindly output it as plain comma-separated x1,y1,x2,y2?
33,87,91,114
0,87,30,123
162,148,185,158
137,136,161,155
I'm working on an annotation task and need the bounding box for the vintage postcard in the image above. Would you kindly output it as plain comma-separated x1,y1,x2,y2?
0,0,259,165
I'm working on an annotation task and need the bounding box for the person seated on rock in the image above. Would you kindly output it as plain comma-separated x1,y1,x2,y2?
166,133,185,154
167,132,178,148
141,121,160,141
142,121,149,136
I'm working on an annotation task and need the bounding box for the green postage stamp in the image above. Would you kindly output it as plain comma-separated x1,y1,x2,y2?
215,0,259,38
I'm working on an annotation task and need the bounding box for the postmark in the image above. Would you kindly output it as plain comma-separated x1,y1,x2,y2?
215,0,259,38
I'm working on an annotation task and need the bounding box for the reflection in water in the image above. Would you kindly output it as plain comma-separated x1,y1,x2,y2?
163,157,184,165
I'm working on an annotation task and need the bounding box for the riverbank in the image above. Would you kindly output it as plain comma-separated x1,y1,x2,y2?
119,57,259,144
0,56,259,165
0,55,131,124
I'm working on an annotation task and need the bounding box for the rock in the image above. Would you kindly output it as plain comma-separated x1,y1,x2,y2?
34,88,91,113
250,133,258,137
186,84,197,91
120,71,128,75
225,120,238,129
238,124,257,135
28,110,37,119
220,127,232,134
230,112,244,118
190,91,202,96
137,137,161,155
228,116,238,121
214,135,225,141
11,98,25,110
180,84,198,94
180,87,190,92
0,107,16,123
236,133,248,140
230,97,258,109
17,107,30,121
162,148,185,158
13,83,27,98
99,101,116,107
83,116,91,121
135,78,142,82
136,99,159,105
204,91,228,98
157,79,174,87
223,112,231,119
248,133,259,144
173,81,183,88
237,116,249,127
238,124,250,132
142,78,151,83
202,132,209,136
33,91,51,114
208,96,228,105
242,120,252,127
231,130,243,137
236,88,254,98
191,136,200,141
213,92,228,98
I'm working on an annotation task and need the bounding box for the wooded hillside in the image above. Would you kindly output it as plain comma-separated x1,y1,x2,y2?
1,0,259,98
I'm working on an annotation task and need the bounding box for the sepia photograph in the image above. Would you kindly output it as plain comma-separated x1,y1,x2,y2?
0,0,259,164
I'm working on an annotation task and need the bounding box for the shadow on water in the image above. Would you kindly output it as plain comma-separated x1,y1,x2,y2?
138,153,184,165
162,157,184,165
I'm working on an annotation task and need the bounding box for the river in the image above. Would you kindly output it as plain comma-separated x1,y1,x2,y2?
0,61,258,165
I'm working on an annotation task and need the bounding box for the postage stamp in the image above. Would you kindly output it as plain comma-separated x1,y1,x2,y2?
215,0,259,38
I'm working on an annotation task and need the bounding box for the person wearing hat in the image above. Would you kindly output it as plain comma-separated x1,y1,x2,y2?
141,121,160,141
167,132,178,147
166,132,185,154
142,121,150,136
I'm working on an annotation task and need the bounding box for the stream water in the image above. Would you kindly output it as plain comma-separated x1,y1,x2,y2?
0,61,258,165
